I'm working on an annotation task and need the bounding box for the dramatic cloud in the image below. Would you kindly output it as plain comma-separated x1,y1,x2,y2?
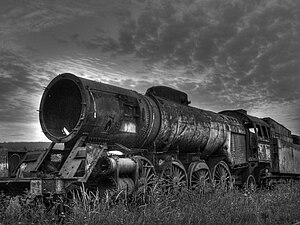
69,0,299,108
0,0,299,141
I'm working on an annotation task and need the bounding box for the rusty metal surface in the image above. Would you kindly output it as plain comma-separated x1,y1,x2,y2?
277,139,300,174
220,110,275,164
258,143,271,161
58,141,106,182
293,145,300,174
59,136,88,178
98,156,136,175
39,73,161,149
0,149,8,177
98,156,117,175
80,144,106,182
40,73,247,161
150,96,245,159
230,133,247,165
4,73,300,197
19,151,47,178
146,86,190,105
0,150,36,178
263,117,293,143
278,140,294,173
30,178,66,196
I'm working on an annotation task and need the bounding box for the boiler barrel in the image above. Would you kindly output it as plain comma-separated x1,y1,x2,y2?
39,73,160,146
148,94,231,156
40,73,241,158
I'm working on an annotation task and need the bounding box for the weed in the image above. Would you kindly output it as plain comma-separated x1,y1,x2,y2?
1,181,300,225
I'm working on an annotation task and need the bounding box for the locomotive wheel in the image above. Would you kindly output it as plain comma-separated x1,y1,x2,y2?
188,161,211,192
212,161,232,190
160,160,187,193
134,156,156,195
246,175,256,192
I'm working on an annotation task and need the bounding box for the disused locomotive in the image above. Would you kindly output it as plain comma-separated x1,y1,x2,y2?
1,73,300,195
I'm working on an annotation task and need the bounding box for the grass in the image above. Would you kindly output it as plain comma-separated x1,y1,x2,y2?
1,181,300,225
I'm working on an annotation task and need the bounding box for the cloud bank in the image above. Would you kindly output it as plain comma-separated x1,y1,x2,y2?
0,0,299,141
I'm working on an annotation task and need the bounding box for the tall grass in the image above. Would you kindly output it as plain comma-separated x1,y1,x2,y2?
1,181,300,225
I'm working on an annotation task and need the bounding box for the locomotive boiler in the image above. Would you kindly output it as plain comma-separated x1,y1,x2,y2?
39,73,240,156
0,73,299,196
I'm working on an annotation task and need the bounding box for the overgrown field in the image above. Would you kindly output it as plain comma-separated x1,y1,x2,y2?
1,182,300,225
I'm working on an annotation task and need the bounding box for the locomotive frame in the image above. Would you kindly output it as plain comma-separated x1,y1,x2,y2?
0,73,299,197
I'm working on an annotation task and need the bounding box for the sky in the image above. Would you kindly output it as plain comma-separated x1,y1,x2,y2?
0,0,299,142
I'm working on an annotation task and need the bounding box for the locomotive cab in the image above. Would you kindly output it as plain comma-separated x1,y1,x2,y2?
220,110,272,186
247,116,271,162
220,110,271,163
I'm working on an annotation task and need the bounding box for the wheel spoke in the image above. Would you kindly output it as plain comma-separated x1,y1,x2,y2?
192,173,200,180
161,160,187,193
173,167,181,177
215,168,221,179
145,167,151,178
213,161,232,190
133,156,156,196
178,173,186,181
189,162,211,192
204,173,210,182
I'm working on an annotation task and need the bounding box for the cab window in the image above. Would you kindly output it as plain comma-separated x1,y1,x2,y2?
256,124,263,138
255,124,269,141
261,126,269,140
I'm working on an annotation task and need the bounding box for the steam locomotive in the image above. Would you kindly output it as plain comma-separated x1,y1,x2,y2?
0,73,299,195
